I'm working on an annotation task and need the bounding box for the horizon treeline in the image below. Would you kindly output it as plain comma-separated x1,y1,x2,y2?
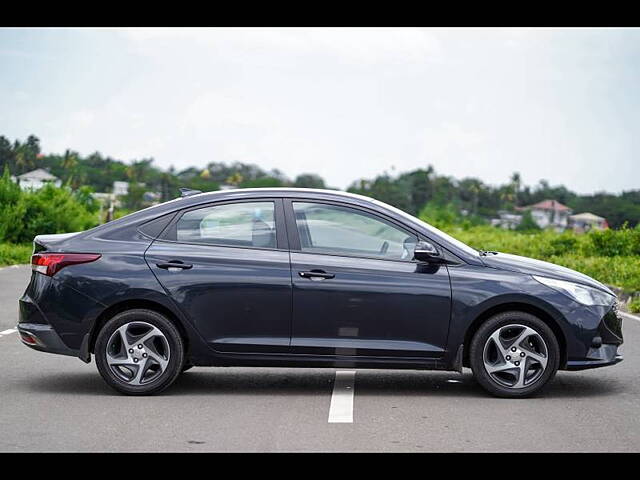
1,134,639,228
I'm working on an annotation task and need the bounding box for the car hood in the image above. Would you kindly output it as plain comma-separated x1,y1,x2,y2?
480,252,614,295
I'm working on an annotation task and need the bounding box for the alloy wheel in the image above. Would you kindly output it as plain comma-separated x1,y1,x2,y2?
105,321,171,386
482,324,549,389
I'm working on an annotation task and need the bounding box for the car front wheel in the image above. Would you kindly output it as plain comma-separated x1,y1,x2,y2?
95,309,185,395
469,311,560,398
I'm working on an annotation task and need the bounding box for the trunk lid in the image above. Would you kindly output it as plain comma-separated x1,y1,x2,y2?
33,232,83,253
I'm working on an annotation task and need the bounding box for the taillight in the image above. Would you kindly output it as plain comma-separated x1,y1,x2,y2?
31,253,101,276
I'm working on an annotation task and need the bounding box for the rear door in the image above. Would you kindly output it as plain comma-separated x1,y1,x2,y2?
145,198,292,353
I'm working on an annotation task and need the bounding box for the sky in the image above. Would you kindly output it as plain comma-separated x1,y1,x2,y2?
1,27,639,193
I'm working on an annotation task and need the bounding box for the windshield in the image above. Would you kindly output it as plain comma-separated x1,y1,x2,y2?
365,197,480,257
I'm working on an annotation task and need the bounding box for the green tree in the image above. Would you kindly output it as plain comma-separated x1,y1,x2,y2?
510,172,522,205
0,136,14,172
293,173,326,189
122,182,146,211
0,167,26,241
240,177,284,188
13,135,41,174
516,210,541,232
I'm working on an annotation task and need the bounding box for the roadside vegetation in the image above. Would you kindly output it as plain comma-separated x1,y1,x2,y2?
0,243,31,267
0,168,99,266
3,134,640,227
420,208,640,292
1,134,638,296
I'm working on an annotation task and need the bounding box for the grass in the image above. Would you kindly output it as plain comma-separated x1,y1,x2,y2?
0,243,31,267
545,255,640,292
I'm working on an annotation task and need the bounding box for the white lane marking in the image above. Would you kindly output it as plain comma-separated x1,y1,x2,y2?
0,328,17,337
620,311,640,323
328,370,355,423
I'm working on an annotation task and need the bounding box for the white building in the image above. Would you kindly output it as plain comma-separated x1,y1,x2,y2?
491,211,523,230
516,199,573,231
13,168,61,190
569,212,608,232
112,181,129,196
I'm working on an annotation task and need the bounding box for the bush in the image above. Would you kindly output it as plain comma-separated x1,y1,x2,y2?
417,213,640,291
419,202,485,230
516,210,541,232
0,169,27,243
0,168,99,244
629,298,640,314
73,185,100,213
543,233,579,256
586,224,640,257
0,243,31,266
546,255,640,292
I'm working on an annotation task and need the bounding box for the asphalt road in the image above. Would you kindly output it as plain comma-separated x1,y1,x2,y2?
1,264,639,452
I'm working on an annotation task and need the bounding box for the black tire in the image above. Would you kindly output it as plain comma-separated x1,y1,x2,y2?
469,311,560,398
95,309,185,395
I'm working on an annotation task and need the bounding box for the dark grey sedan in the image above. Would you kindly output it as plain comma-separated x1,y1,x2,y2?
18,188,623,397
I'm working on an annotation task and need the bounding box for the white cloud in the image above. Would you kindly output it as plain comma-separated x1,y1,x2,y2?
121,27,443,68
2,27,639,194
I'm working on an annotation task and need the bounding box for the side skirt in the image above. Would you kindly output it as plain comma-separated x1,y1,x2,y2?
188,351,456,371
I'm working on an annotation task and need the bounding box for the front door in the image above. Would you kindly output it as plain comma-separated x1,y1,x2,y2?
287,200,451,358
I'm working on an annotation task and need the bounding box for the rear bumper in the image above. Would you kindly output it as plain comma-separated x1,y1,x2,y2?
16,323,79,357
18,288,89,360
18,271,100,362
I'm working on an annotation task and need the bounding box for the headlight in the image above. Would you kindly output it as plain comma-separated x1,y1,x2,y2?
533,275,615,306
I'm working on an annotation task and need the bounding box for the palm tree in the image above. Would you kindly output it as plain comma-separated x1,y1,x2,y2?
468,181,481,215
62,149,78,171
510,172,522,206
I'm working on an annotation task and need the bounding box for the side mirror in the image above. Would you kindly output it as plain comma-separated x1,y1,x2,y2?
414,240,443,263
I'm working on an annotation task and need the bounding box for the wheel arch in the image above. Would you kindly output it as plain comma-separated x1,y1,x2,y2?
462,302,567,369
89,299,189,355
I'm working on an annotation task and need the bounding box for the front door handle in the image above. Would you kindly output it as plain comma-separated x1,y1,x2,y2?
156,261,193,270
298,270,335,280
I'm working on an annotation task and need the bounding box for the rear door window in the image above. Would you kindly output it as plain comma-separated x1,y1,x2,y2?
175,201,276,249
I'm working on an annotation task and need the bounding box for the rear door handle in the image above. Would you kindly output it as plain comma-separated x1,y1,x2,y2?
298,270,335,280
156,261,193,270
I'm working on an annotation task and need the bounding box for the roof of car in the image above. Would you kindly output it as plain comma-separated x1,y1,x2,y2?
183,187,369,201
173,187,391,211
99,187,386,230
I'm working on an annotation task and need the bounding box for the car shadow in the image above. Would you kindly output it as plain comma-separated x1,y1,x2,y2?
24,368,626,399
25,371,113,396
352,370,626,399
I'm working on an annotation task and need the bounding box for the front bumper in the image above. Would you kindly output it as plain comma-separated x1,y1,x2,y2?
566,343,623,370
552,295,625,371
564,301,624,370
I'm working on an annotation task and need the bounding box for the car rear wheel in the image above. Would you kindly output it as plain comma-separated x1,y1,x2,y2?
469,311,560,398
95,309,184,395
